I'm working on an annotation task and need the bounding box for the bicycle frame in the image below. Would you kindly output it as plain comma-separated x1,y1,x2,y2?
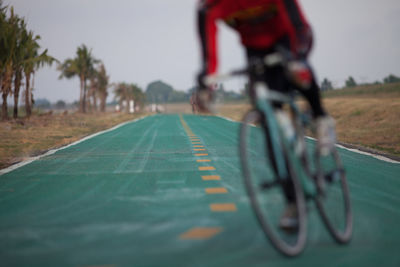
250,82,317,198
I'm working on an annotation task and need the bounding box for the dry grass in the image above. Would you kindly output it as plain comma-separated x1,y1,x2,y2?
323,82,400,98
217,103,251,121
164,103,193,114
0,111,147,169
323,97,400,156
215,94,400,157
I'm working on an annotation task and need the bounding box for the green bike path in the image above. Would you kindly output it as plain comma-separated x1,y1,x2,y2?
0,114,399,267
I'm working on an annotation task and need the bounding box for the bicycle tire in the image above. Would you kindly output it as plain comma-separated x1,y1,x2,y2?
315,148,353,243
240,110,307,256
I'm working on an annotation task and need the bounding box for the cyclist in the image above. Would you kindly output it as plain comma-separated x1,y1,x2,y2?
195,0,337,230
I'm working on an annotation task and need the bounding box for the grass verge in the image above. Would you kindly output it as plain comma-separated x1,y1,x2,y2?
0,111,147,169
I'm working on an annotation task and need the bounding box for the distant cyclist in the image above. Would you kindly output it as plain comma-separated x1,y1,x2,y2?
196,0,337,230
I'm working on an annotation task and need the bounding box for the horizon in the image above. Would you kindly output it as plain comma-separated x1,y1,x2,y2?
3,0,400,103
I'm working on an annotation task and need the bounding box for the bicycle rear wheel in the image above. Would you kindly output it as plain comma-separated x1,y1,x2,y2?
315,149,352,243
240,110,307,256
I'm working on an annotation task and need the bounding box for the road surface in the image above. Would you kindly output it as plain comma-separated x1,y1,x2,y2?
1,114,399,266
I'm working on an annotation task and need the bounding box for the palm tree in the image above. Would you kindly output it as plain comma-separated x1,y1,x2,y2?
131,84,145,110
113,82,128,112
12,18,27,118
20,29,56,117
88,75,98,112
22,33,56,117
0,4,7,119
1,2,55,119
58,44,99,113
96,64,109,112
87,63,108,112
1,6,18,121
114,82,145,113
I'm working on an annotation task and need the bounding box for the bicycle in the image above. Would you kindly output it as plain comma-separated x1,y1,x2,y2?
204,50,353,256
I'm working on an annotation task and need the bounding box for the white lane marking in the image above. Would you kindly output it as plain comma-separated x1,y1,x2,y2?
113,119,159,173
0,115,150,176
335,144,399,164
217,115,399,164
136,129,159,173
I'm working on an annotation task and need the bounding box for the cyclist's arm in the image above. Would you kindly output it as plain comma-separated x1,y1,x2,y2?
282,0,313,57
197,0,219,76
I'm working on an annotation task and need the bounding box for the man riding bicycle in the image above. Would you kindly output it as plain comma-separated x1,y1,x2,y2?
196,0,337,230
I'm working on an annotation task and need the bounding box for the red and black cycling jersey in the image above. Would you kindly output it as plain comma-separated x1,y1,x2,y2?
197,0,312,75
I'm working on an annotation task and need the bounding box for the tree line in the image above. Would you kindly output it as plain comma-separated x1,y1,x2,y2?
0,1,56,120
145,80,244,104
58,46,150,113
321,74,400,91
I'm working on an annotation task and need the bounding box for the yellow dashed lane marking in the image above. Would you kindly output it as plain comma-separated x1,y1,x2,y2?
205,188,228,194
210,203,237,212
199,166,215,171
179,114,195,136
202,175,221,180
179,227,223,240
179,115,237,241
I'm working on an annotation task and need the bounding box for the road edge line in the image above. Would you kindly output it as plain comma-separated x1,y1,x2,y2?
0,115,151,176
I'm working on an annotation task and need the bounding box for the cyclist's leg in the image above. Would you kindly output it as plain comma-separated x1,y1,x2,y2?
264,67,297,205
294,68,326,118
247,47,297,205
291,63,337,155
263,66,300,229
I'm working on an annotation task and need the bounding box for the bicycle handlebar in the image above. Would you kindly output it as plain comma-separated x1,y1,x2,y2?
204,69,248,86
204,51,289,87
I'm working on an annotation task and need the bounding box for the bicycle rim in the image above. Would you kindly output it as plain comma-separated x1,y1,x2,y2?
315,149,353,243
240,110,307,256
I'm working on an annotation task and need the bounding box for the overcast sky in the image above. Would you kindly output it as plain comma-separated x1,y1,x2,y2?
5,0,400,103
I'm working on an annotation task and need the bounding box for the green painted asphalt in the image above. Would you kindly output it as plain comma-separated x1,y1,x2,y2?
0,114,399,267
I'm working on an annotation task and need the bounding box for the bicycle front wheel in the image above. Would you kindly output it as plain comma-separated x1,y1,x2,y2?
240,110,307,256
315,149,353,243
